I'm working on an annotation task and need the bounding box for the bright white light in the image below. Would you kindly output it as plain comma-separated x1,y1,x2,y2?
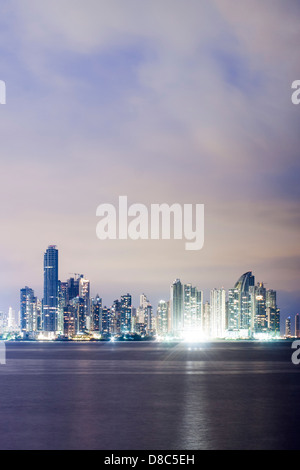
37,332,56,341
253,332,275,341
182,330,209,343
92,333,101,340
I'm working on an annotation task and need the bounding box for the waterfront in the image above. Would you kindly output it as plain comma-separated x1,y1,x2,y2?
0,341,299,450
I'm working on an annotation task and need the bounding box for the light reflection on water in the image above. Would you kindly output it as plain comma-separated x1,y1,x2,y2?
0,341,299,450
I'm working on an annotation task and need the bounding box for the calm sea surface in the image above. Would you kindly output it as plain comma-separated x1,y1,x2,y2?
0,340,299,450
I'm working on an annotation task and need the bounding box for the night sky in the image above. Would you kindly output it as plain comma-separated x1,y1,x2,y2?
0,1,299,332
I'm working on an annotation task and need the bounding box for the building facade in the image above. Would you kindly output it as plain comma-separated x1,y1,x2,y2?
43,245,59,332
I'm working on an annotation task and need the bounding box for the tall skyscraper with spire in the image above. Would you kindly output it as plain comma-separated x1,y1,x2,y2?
43,245,59,332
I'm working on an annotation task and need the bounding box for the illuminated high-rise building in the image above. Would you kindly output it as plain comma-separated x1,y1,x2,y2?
57,281,68,334
67,276,80,302
254,282,267,333
137,294,153,335
101,306,111,337
120,294,132,333
0,311,6,334
170,279,184,336
91,295,102,332
202,301,211,337
227,288,239,331
73,297,85,334
266,289,280,335
228,271,255,335
43,245,59,332
145,304,153,334
295,314,300,338
63,303,76,338
285,316,292,337
183,284,203,333
131,307,137,333
210,288,226,338
79,276,91,330
20,286,34,333
170,280,203,337
111,299,121,335
156,300,169,336
7,307,19,332
20,288,42,336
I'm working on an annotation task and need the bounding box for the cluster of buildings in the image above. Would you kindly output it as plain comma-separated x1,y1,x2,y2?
16,246,152,339
169,273,281,340
0,245,296,341
17,246,157,340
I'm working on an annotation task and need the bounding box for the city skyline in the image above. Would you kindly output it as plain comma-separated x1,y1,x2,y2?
0,244,289,338
0,241,297,335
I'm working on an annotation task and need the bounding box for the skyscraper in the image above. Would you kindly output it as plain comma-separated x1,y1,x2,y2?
183,284,203,332
43,245,59,332
156,300,169,336
120,294,132,333
101,307,111,337
266,289,280,335
111,299,121,335
57,281,68,334
295,314,300,338
7,307,18,332
227,288,239,331
202,301,211,337
170,279,184,336
0,311,6,335
91,295,102,332
285,316,292,337
137,294,153,335
210,288,226,338
73,296,85,334
254,282,267,333
67,276,80,302
228,271,255,335
20,286,34,334
63,302,76,338
79,276,91,330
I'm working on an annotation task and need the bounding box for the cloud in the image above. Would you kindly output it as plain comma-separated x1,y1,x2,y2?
0,1,299,317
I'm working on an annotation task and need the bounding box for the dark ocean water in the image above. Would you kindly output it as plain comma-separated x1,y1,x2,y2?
0,340,299,450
